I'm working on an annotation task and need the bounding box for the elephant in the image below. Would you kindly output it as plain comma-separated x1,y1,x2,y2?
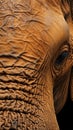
0,0,73,130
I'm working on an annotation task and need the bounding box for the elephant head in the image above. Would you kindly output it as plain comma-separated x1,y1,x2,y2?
0,0,73,130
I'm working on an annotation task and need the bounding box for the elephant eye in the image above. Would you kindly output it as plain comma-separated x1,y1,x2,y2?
55,50,69,66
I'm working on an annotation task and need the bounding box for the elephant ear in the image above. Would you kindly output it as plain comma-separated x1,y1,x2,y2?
70,0,73,20
70,67,73,101
69,0,73,99
54,71,71,114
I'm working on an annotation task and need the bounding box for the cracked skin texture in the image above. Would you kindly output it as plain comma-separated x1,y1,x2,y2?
0,0,73,130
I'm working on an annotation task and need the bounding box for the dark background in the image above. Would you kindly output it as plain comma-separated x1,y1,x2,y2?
57,93,73,130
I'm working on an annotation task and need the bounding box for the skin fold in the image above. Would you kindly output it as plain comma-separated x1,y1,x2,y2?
0,0,73,130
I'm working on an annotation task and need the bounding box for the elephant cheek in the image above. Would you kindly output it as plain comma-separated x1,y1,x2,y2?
40,76,60,130
70,67,73,101
54,70,71,114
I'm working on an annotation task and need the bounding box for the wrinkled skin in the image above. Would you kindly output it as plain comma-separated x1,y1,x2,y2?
0,0,73,130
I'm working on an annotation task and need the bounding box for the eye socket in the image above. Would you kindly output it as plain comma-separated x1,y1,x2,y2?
55,50,69,66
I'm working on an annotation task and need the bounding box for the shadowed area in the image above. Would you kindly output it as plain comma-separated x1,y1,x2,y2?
57,92,73,130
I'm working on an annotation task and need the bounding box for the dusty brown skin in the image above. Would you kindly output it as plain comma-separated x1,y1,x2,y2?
0,0,73,130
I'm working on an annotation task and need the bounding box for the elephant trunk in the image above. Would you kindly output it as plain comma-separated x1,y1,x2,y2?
0,67,59,130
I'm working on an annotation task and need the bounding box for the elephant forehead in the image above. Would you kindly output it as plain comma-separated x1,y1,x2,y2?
0,0,70,68
0,1,69,48
0,0,69,29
